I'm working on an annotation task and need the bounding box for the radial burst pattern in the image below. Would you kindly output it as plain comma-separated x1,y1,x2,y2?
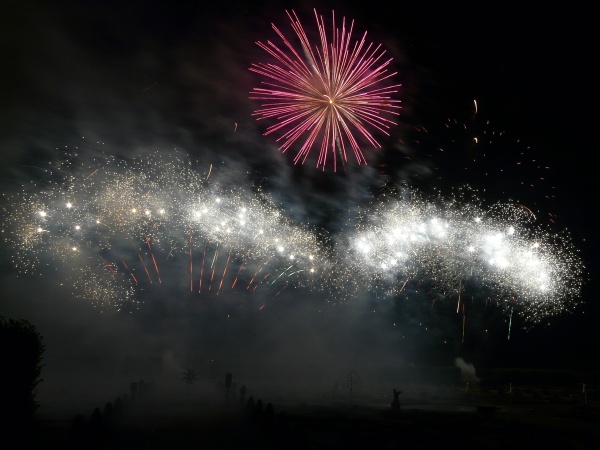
249,8,401,171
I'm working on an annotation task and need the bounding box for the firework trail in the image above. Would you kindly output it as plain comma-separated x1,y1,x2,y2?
0,150,585,327
249,9,401,171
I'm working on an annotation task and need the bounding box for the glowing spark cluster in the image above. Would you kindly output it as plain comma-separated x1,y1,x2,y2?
0,152,584,325
0,151,329,311
338,187,584,324
250,9,401,171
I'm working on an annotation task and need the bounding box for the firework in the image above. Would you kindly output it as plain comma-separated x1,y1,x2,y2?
249,9,401,171
0,150,584,327
337,186,584,324
0,150,332,308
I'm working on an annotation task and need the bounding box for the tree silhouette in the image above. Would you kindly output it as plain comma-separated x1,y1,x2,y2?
0,315,45,434
182,368,197,396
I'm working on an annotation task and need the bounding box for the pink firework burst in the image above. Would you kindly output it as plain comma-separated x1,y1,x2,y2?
249,9,402,171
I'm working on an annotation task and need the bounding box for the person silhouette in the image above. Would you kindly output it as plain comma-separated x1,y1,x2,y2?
390,388,401,415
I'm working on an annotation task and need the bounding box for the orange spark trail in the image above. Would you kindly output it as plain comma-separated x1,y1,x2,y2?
217,252,231,295
145,234,162,284
138,253,153,283
399,276,410,292
199,244,207,293
121,260,139,284
273,282,289,298
516,203,537,220
99,256,116,273
150,253,161,283
209,248,219,291
232,262,245,289
85,168,99,179
247,265,263,290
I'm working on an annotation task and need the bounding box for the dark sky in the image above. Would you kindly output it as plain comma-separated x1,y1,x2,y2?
0,0,597,417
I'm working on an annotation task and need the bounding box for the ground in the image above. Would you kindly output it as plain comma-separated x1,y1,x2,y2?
23,385,600,449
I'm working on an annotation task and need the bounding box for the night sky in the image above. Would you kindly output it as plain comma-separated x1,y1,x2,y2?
0,0,596,418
